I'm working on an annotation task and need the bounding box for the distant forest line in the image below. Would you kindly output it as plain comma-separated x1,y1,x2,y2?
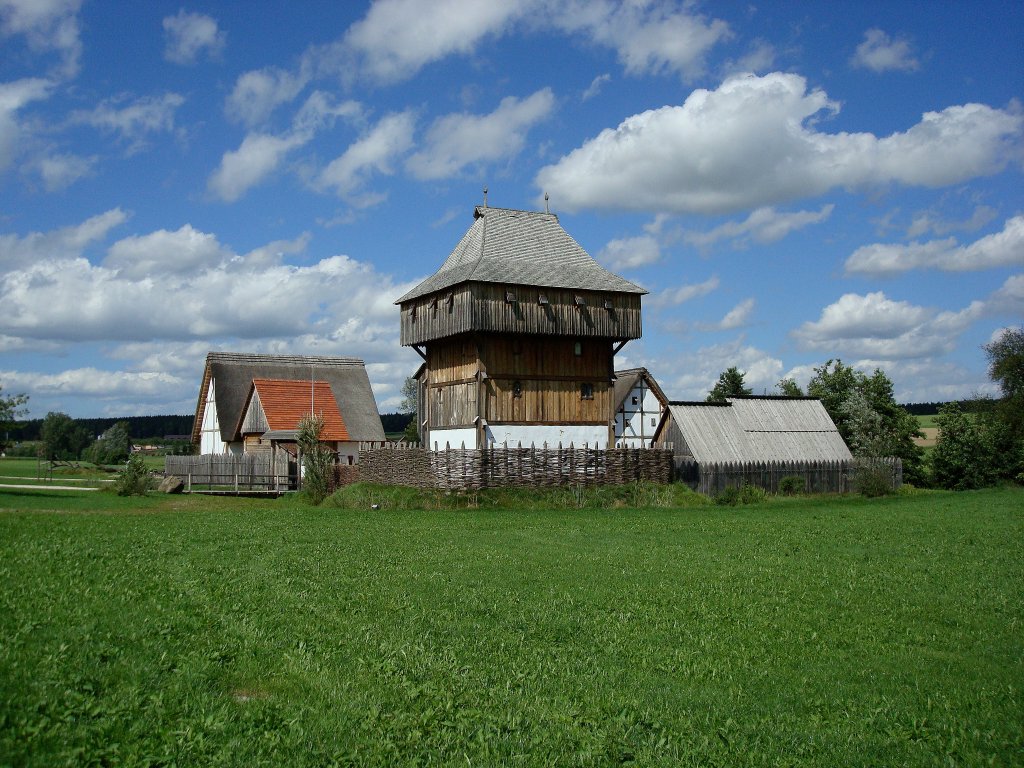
8,406,950,443
8,413,417,442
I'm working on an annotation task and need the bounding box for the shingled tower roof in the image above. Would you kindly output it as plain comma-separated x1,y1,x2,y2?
396,206,646,303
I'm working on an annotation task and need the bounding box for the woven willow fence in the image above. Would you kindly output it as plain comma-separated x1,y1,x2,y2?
165,453,293,491
357,442,673,490
676,457,903,495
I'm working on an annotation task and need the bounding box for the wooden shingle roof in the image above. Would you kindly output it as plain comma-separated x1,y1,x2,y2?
661,397,852,464
396,206,646,303
249,379,350,441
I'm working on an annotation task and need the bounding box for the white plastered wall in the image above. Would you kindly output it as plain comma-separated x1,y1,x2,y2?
484,424,609,449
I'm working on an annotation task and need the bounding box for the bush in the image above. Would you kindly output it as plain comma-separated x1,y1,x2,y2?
852,462,895,498
113,454,152,496
713,483,768,506
779,476,805,496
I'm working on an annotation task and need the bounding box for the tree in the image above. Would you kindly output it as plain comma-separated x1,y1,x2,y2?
297,413,334,505
707,367,752,402
0,384,29,453
775,378,804,397
981,327,1024,480
931,403,998,490
399,376,418,414
808,360,924,485
984,327,1024,399
85,421,132,465
40,412,92,462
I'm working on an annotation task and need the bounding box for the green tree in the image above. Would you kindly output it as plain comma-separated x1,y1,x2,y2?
297,413,334,505
775,378,804,397
931,403,998,490
707,367,752,402
40,412,92,462
399,376,419,414
0,384,29,453
85,421,132,465
808,360,924,485
982,327,1024,480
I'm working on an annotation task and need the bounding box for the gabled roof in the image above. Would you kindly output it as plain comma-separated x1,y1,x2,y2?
242,379,350,442
191,352,384,445
660,396,852,464
613,367,668,412
396,206,647,303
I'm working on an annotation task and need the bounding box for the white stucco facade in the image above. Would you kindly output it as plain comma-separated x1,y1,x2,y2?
485,424,610,449
614,378,663,449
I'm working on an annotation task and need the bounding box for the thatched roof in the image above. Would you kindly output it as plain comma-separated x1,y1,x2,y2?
396,206,646,303
660,396,852,464
191,352,384,445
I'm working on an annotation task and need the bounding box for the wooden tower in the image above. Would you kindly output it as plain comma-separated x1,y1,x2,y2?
397,204,646,449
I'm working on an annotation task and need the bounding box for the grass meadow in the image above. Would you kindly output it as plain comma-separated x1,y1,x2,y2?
1,484,1021,766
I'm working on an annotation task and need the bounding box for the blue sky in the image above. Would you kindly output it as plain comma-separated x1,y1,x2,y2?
1,0,1021,419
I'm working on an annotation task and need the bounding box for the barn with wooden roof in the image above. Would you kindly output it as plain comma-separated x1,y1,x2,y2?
653,396,852,486
397,203,647,449
191,352,385,462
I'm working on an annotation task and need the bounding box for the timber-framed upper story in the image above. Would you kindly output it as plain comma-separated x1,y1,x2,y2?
397,205,646,346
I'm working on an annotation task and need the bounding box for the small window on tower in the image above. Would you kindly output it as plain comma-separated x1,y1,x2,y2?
512,380,523,398
574,341,582,356
581,382,594,400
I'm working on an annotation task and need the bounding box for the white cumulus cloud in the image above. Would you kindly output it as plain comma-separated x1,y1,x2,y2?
850,28,919,73
317,111,416,204
0,0,82,77
535,72,1023,215
163,10,225,65
407,89,555,179
685,204,834,249
845,215,1024,276
792,291,985,359
597,235,661,271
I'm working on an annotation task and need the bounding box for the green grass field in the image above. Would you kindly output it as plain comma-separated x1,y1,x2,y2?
1,486,1021,766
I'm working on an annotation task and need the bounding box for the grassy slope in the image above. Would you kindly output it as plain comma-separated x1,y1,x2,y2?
1,489,1021,766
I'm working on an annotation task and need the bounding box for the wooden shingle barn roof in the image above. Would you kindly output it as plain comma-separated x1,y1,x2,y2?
191,352,384,445
396,206,646,303
658,396,852,464
244,379,350,441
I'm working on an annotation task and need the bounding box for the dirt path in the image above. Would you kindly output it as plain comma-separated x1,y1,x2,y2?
0,483,99,491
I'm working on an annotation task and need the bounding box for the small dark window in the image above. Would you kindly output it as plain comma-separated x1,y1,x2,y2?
581,382,594,400
505,291,518,303
538,293,549,305
651,417,656,427
512,380,523,398
574,341,582,356
631,396,639,405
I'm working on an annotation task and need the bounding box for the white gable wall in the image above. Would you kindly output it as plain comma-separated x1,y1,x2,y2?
615,378,663,448
199,378,242,455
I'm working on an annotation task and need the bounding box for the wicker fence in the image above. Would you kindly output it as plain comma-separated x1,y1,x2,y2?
357,442,673,490
165,453,294,491
676,457,903,495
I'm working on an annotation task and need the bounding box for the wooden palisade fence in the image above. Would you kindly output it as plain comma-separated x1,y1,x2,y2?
676,457,903,495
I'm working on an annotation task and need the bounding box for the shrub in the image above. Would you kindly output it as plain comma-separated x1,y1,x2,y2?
779,476,805,496
852,462,895,498
114,454,152,496
297,414,335,506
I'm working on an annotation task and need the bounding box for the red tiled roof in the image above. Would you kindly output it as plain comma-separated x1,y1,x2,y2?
252,378,350,441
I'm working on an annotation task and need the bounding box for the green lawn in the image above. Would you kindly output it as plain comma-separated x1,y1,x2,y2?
1,487,1021,766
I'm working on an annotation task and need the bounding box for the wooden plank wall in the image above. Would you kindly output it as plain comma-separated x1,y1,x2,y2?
401,283,642,344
